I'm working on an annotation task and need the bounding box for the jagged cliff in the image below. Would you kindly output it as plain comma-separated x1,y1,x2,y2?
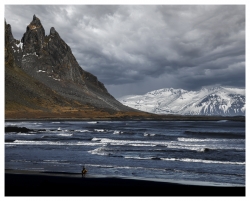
5,15,148,119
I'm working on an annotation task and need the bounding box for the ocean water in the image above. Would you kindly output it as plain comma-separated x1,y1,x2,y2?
5,120,245,186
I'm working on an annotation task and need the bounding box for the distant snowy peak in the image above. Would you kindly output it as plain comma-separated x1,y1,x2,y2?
146,88,188,96
200,86,245,95
118,86,245,116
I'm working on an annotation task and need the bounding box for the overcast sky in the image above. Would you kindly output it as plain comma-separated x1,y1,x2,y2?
4,4,245,98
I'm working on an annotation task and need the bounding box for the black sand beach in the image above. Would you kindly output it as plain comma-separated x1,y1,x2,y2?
5,170,245,196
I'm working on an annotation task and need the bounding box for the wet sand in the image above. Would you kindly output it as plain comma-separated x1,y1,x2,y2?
5,169,245,196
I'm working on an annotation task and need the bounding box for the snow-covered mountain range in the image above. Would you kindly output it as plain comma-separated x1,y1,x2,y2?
118,86,245,116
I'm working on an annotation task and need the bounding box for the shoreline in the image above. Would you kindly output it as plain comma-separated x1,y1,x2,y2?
4,115,246,122
5,169,245,196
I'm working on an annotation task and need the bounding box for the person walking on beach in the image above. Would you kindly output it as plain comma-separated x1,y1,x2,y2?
82,166,87,177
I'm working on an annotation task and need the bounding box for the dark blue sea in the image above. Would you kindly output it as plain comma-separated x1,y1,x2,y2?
5,120,245,186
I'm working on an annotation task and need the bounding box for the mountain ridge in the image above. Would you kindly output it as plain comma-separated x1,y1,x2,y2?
5,15,151,119
118,86,245,116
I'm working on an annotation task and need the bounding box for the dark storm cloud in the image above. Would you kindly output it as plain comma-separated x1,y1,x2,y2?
5,5,245,98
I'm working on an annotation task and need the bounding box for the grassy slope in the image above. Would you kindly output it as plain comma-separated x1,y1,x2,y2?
5,61,153,119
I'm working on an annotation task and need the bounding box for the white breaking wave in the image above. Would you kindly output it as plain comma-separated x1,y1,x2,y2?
43,159,60,162
75,129,91,133
57,134,73,137
178,138,222,142
16,133,35,136
113,130,123,134
217,120,228,123
91,137,102,141
6,136,244,152
42,160,69,164
160,157,245,165
97,138,168,146
84,137,244,151
94,129,105,132
124,156,152,160
5,123,17,126
85,164,114,168
88,147,109,156
129,144,156,147
178,137,244,143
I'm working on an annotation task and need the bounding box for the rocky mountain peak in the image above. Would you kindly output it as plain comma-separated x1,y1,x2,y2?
5,20,18,69
19,15,87,85
21,14,45,55
5,20,14,44
30,15,41,27
5,15,136,117
50,27,56,35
